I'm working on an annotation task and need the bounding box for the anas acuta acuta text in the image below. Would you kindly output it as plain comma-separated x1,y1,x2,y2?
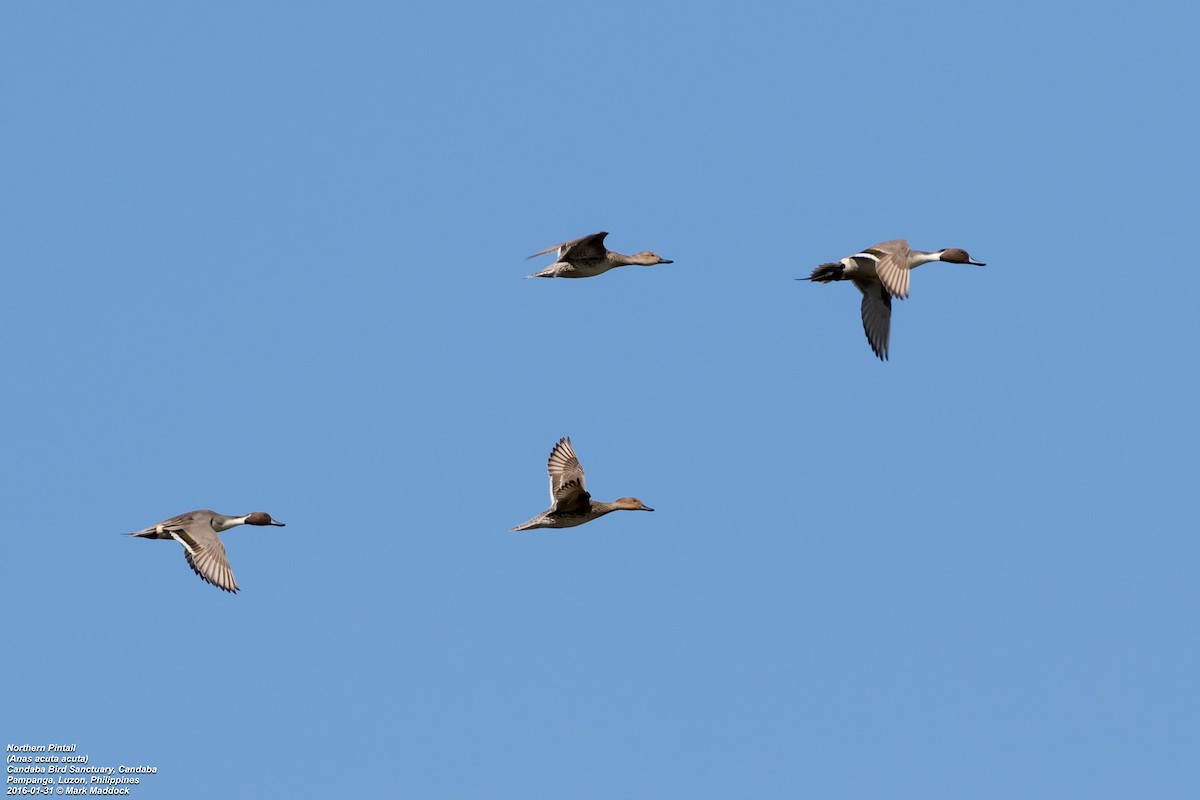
525,231,672,279
127,509,285,593
802,239,985,360
512,437,654,530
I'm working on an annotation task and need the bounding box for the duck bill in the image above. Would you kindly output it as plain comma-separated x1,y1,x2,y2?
640,504,655,512
269,520,286,527
968,258,986,266
658,259,673,264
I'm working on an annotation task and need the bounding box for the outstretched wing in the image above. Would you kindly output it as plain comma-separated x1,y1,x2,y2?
854,278,892,361
547,437,590,514
527,232,608,261
172,526,239,593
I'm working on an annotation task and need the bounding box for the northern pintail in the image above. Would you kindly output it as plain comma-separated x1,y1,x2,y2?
525,231,672,279
802,239,985,360
512,437,654,530
127,510,285,593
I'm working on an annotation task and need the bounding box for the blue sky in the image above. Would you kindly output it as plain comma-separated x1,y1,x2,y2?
3,1,1197,797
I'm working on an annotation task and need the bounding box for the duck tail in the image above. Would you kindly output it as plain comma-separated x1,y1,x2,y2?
125,529,159,539
511,515,545,532
805,262,845,283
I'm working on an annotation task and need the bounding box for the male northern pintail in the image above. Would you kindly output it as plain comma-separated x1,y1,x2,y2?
127,510,285,593
512,437,654,530
525,231,672,279
802,239,985,360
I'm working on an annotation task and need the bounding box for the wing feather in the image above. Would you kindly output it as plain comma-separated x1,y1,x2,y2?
854,279,892,361
866,239,911,299
182,536,239,593
527,232,608,261
547,437,588,511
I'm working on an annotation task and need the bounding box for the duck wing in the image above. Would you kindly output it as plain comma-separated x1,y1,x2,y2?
854,278,892,361
859,239,910,299
547,437,590,513
172,524,239,593
527,232,608,261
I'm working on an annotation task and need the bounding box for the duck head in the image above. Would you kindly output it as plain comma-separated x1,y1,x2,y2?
244,512,286,527
634,252,672,265
938,248,986,266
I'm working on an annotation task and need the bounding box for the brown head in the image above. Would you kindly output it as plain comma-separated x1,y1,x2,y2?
244,511,286,527
614,497,654,512
634,252,673,266
939,248,986,266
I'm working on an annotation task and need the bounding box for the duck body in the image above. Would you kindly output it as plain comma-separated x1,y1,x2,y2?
512,498,649,531
805,239,985,360
529,259,618,280
525,231,672,279
127,509,285,593
512,438,654,531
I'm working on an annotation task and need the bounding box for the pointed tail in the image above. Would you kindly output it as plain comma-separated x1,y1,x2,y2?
804,262,845,283
511,515,546,531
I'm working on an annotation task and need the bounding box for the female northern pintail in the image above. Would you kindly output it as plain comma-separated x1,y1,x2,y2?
525,231,672,279
127,509,285,593
512,437,654,530
802,239,985,360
